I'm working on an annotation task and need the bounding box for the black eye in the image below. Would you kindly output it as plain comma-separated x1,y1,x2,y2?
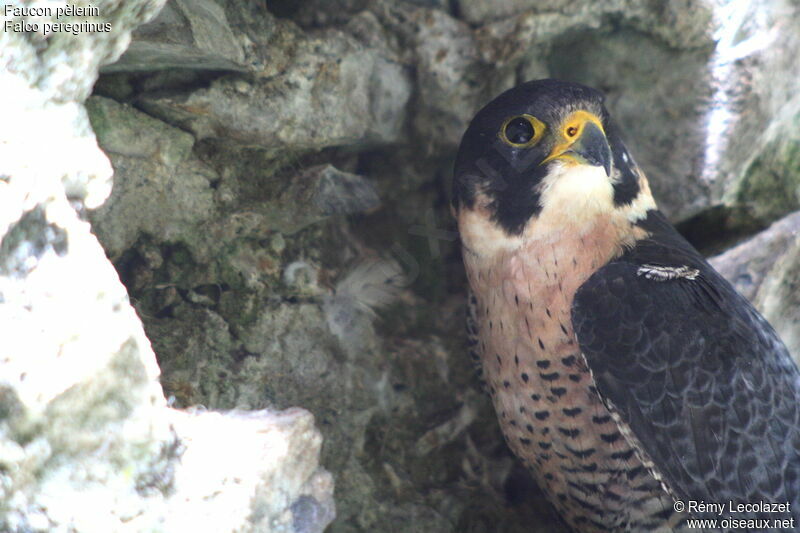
504,116,535,145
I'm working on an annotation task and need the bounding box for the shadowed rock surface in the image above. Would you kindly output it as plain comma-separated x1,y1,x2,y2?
711,211,800,362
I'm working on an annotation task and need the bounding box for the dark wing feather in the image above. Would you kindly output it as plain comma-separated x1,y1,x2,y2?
572,211,800,521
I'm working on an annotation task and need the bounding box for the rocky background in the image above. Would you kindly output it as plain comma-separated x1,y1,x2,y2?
2,0,800,532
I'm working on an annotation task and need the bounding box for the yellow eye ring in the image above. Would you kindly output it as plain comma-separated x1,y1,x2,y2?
499,114,547,148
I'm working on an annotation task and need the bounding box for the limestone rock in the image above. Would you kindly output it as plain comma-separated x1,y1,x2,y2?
314,165,381,216
404,8,487,148
1,2,175,531
713,0,800,225
756,238,800,367
166,408,335,533
113,1,412,150
103,0,247,73
711,211,800,301
269,165,382,234
1,0,335,531
727,99,800,224
0,195,176,533
87,96,218,259
457,0,713,49
0,0,172,211
711,211,800,362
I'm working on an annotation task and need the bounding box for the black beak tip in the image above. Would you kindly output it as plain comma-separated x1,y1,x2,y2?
573,122,612,177
602,150,612,177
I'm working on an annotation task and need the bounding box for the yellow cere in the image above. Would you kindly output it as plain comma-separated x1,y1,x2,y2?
542,110,605,164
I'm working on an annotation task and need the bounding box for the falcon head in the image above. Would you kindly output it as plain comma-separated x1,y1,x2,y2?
452,79,654,249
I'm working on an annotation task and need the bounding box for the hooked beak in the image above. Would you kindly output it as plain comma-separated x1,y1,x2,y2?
541,119,612,177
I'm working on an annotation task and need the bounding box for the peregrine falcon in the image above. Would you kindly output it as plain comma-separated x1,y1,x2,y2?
453,79,800,531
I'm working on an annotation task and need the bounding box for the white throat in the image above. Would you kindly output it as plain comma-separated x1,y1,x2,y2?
458,162,655,260
528,162,615,242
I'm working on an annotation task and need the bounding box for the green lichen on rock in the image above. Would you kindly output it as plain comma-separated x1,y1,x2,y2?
733,109,800,223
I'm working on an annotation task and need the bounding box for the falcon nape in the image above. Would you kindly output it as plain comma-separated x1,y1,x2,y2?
453,79,800,532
